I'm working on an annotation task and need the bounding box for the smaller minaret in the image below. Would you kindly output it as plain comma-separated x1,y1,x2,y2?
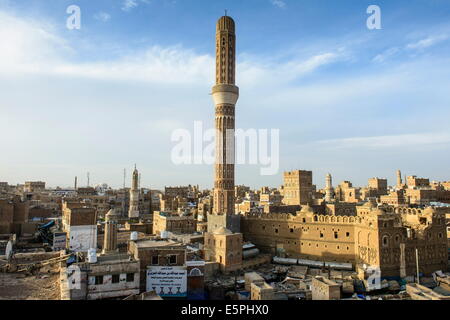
103,209,119,254
128,165,140,218
396,170,403,189
325,173,334,202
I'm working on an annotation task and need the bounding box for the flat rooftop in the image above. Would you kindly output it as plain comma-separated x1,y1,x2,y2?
96,253,137,264
133,239,184,249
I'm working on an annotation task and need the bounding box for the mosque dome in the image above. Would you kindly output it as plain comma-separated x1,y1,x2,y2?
300,204,314,214
363,201,376,208
213,226,233,235
373,207,386,215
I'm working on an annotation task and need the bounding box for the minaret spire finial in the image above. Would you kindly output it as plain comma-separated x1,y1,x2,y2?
225,9,227,16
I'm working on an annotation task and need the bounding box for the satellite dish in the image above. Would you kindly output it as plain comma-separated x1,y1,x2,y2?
5,240,13,260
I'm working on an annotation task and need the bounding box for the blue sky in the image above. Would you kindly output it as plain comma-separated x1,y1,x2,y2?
0,0,449,190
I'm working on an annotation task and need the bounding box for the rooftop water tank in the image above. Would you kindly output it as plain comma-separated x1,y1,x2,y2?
5,241,13,260
243,248,259,260
87,248,97,263
160,231,169,239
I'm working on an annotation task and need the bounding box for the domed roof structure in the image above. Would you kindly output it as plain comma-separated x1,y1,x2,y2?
216,15,235,33
373,207,386,215
363,201,376,208
213,226,233,235
300,204,314,214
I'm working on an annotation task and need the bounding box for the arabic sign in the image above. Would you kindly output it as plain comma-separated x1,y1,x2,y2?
53,232,67,251
146,266,187,297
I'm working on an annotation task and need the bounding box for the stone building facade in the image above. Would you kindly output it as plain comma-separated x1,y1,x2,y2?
24,181,45,193
241,203,448,278
311,276,341,300
0,196,30,234
153,211,197,236
128,239,186,291
282,170,313,206
250,281,275,300
204,227,242,273
335,181,361,203
62,201,97,252
63,253,140,300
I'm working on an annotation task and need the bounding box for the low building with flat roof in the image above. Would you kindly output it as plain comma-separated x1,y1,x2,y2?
311,276,341,300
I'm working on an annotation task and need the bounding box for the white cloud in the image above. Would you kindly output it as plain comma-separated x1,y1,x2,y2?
373,34,449,63
314,132,450,150
373,47,400,63
0,11,212,84
94,12,111,22
0,10,344,88
237,51,344,88
53,46,215,85
122,0,138,12
0,11,72,73
270,0,286,8
406,34,448,50
121,0,151,12
284,52,339,75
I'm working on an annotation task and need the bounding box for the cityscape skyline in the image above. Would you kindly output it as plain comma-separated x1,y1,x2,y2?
1,4,449,305
1,0,450,189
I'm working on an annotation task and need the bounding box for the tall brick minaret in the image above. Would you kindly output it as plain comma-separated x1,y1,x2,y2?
205,15,242,269
103,208,118,254
212,15,239,218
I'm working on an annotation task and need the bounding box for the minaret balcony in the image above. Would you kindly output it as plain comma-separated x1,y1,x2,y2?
212,84,239,105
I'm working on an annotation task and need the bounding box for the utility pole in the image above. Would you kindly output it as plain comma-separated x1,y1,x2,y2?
415,248,420,284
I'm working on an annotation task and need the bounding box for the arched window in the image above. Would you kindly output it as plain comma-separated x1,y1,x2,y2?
189,268,203,276
382,235,389,247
